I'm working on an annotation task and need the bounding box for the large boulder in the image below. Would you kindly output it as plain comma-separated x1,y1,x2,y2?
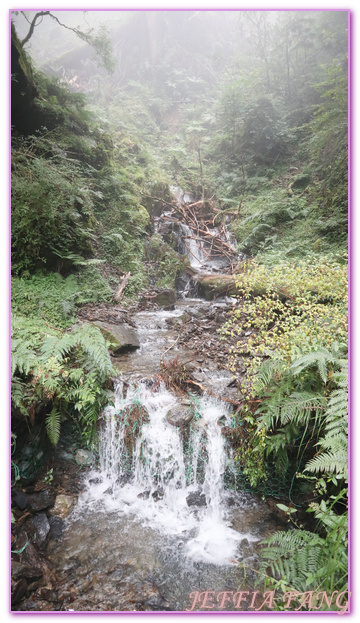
12,490,29,511
27,490,55,513
23,513,50,548
166,401,194,427
92,321,140,355
48,517,65,541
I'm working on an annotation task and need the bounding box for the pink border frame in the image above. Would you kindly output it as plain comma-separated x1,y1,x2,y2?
8,7,352,616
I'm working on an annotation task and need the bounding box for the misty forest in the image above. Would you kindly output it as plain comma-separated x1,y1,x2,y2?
11,10,348,613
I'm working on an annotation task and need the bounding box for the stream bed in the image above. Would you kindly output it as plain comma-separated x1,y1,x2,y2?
46,299,282,612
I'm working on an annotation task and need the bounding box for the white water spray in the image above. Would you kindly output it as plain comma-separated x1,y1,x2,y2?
80,381,253,564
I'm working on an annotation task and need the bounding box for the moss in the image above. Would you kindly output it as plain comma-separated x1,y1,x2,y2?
147,235,189,289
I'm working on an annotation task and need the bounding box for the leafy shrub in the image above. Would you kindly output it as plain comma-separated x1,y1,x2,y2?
222,257,348,388
12,270,112,328
11,322,114,447
11,142,96,274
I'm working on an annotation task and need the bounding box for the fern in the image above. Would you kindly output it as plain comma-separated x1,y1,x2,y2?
279,392,327,426
11,338,37,377
260,511,348,596
305,364,348,480
12,321,113,447
40,325,112,382
259,359,348,600
291,344,346,384
46,409,61,446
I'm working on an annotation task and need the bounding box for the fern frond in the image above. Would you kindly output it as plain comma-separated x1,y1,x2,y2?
305,365,348,479
291,347,336,383
46,408,61,446
253,359,282,395
11,338,37,377
306,449,348,478
280,392,327,425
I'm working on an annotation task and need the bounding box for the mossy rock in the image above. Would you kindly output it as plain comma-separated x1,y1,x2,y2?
92,321,140,354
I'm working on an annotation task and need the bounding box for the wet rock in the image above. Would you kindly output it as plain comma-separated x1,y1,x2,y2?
137,491,150,500
89,476,103,485
93,321,140,354
58,450,74,461
11,560,43,581
35,587,58,602
24,512,50,547
166,403,194,427
11,578,28,605
153,289,176,308
152,488,164,501
186,491,207,507
27,489,55,513
19,541,52,583
75,449,93,466
12,490,29,510
48,494,75,519
48,516,65,541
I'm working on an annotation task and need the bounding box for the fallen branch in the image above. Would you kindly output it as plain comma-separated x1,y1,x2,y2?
184,380,240,405
161,334,181,359
114,272,131,301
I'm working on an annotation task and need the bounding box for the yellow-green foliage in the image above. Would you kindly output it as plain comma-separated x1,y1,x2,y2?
222,256,348,400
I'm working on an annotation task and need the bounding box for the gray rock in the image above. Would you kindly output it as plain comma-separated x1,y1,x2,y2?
11,561,43,581
166,403,194,427
30,512,50,547
153,289,176,308
48,516,64,541
137,491,150,500
93,321,140,355
186,491,207,507
75,449,93,466
27,490,55,513
12,490,29,510
152,488,164,501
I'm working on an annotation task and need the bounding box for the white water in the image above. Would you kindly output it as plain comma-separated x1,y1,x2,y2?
79,381,254,565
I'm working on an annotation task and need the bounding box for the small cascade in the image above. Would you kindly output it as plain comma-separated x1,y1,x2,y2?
178,222,206,269
80,381,249,565
166,184,239,279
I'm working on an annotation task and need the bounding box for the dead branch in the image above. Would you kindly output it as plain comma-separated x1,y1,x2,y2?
182,241,208,268
161,334,181,359
184,380,239,405
114,272,130,301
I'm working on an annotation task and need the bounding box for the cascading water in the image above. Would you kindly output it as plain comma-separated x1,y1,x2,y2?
45,188,279,612
179,222,206,269
79,381,250,565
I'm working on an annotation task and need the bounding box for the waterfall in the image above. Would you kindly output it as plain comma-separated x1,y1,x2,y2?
179,223,206,269
81,381,245,565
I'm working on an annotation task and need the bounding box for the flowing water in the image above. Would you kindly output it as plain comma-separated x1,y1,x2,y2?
48,328,280,612
47,189,281,612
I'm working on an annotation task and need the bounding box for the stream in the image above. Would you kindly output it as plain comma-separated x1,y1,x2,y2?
46,188,281,612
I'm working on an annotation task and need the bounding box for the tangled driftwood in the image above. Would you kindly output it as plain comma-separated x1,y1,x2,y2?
143,192,237,268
